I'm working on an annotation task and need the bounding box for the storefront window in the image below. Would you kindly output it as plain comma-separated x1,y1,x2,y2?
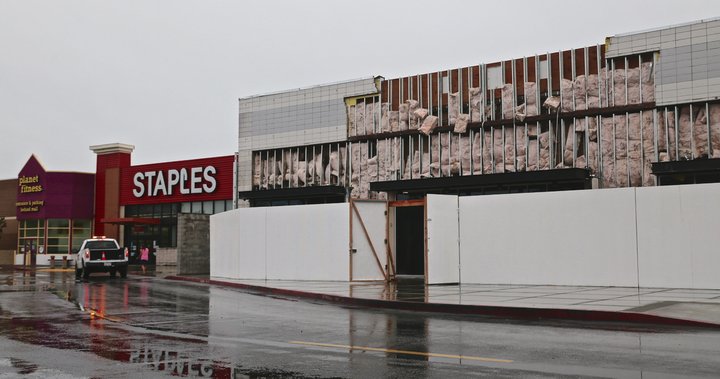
46,219,70,254
214,200,226,213
71,219,92,251
123,201,227,249
161,203,176,218
17,219,44,255
203,201,213,215
138,205,153,218
124,203,180,249
16,219,91,254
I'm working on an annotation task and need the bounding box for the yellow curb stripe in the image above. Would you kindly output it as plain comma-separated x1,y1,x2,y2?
288,340,513,363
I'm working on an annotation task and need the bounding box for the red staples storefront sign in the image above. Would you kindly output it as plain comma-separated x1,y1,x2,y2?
120,155,234,205
132,166,217,197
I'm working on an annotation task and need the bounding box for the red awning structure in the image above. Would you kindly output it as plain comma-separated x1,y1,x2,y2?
100,217,160,225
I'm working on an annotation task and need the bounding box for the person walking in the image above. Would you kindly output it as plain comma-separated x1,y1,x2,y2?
140,246,149,274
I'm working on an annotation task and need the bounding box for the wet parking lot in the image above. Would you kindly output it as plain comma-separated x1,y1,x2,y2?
2,266,720,378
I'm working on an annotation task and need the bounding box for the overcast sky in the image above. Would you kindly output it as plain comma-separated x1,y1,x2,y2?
2,0,720,179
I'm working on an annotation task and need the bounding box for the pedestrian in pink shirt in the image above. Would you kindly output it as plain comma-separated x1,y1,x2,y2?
140,246,149,274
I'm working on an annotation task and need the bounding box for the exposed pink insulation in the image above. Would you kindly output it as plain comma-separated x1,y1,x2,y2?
355,103,366,136
407,100,420,130
469,87,483,122
454,114,470,133
380,103,391,133
418,115,438,135
348,105,356,137
449,92,459,125
502,84,514,119
399,103,409,130
524,82,538,117
365,103,375,135
561,79,574,112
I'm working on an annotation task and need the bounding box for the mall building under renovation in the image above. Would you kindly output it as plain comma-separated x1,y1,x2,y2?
2,18,720,287
213,18,720,288
240,19,720,203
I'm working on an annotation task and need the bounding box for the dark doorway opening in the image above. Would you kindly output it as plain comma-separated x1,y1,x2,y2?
395,206,424,276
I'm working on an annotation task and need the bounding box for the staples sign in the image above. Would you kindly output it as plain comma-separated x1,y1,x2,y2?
133,166,217,198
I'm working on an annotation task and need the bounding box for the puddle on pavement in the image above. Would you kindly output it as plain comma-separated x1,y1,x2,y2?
9,358,38,375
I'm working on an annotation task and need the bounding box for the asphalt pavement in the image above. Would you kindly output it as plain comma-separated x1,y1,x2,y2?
2,265,720,378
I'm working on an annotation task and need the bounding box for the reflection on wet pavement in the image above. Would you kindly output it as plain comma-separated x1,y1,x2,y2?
1,265,720,378
9,357,38,375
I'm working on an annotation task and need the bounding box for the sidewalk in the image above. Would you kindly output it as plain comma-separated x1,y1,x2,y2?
167,275,720,328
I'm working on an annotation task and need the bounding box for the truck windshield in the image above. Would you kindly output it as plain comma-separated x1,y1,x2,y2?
85,241,119,250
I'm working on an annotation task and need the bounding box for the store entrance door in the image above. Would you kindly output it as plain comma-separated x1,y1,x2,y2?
391,199,425,277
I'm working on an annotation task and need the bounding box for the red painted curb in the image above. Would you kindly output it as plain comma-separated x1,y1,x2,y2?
165,275,720,329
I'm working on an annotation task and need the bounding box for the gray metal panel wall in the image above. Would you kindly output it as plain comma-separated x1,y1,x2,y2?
607,18,720,106
237,78,378,192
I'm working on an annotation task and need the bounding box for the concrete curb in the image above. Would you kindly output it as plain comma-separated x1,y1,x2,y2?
166,275,720,329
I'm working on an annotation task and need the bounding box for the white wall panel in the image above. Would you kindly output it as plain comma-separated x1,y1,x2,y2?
636,183,720,289
266,203,348,281
210,207,267,280
211,203,348,281
459,188,639,287
426,195,460,284
212,183,720,289
351,201,387,281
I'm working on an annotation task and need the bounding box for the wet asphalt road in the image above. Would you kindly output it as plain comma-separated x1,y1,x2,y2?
1,267,720,378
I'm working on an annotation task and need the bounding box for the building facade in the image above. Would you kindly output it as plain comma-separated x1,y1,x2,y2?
237,78,380,206
7,155,95,265
243,18,720,204
91,143,235,264
1,146,235,267
228,19,720,282
0,179,19,265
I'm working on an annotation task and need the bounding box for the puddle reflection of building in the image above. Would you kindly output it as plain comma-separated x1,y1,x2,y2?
136,279,151,307
348,307,429,375
80,282,134,362
387,313,429,363
21,269,35,286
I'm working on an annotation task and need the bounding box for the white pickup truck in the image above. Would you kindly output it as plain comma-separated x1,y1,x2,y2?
75,237,128,279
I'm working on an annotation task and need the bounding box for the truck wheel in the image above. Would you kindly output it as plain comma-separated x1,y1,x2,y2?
75,267,82,279
109,270,116,277
119,267,128,278
82,266,90,279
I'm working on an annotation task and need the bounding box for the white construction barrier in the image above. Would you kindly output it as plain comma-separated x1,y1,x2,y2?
350,201,388,281
210,207,267,280
210,203,349,281
212,184,720,289
636,183,720,289
427,194,460,284
459,188,639,287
